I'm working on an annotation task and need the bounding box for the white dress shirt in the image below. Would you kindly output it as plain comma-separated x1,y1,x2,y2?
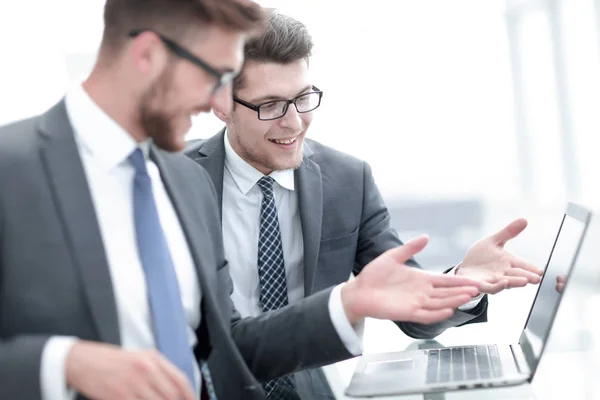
222,132,364,355
222,135,304,316
41,85,202,400
221,131,481,326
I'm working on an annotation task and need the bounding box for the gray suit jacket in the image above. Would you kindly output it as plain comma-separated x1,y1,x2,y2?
0,102,354,400
185,129,488,340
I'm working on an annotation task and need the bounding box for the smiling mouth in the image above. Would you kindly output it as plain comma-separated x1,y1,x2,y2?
268,137,298,145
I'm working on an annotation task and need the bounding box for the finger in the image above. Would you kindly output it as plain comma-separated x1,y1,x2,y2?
557,275,567,284
136,352,179,399
135,380,164,400
429,286,480,299
556,283,565,293
474,279,508,295
412,308,455,324
504,276,529,288
148,370,180,400
430,273,481,288
153,352,197,400
423,294,473,310
490,218,527,246
509,257,544,276
383,235,429,265
504,267,542,284
131,357,172,400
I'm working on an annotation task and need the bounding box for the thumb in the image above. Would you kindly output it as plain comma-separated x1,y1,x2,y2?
384,235,429,265
491,218,527,246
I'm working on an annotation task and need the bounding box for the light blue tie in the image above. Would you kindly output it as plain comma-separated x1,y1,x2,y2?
129,148,197,390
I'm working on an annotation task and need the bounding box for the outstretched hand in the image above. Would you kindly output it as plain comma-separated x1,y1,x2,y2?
456,218,543,294
342,236,480,325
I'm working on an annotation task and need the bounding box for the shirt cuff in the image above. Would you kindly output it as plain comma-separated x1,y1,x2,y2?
328,283,364,356
450,264,485,311
41,336,78,400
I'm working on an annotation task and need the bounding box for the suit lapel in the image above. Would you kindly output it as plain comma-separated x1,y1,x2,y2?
191,131,325,295
192,129,226,213
151,148,217,295
152,148,223,360
295,146,323,295
38,100,121,345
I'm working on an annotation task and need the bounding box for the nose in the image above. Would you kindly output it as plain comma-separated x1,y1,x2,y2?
210,84,233,114
279,103,303,131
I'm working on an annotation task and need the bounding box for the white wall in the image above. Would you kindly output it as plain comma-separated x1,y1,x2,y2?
1,0,598,246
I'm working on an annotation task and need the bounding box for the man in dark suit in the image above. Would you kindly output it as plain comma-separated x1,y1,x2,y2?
0,1,484,400
185,10,544,397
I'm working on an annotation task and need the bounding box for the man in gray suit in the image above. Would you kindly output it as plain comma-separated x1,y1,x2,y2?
0,1,484,400
185,10,544,398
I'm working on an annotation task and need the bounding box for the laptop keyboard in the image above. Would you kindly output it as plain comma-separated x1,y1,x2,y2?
426,345,504,383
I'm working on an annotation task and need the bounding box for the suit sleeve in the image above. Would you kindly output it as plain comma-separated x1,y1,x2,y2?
225,265,354,381
0,335,51,399
0,155,51,400
352,161,488,339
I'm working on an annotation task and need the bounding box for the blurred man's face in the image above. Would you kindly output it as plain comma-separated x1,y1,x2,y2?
225,59,315,174
138,25,244,151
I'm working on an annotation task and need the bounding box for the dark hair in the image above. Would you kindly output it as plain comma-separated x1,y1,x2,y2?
101,0,265,52
234,10,313,91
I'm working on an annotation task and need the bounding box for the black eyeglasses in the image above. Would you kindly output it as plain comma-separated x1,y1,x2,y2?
233,86,323,121
129,29,238,93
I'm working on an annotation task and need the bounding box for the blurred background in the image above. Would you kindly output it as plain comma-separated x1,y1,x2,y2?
1,0,599,271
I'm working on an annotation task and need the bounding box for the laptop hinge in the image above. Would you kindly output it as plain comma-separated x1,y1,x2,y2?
510,344,531,376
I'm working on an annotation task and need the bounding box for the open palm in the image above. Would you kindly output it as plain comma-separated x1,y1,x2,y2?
342,236,480,325
457,218,543,294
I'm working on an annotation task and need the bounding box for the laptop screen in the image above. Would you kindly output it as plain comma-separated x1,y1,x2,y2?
521,203,590,368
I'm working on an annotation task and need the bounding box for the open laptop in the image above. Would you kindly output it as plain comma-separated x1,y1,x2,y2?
345,202,592,397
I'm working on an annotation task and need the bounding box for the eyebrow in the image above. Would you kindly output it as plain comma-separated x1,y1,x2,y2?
249,84,313,104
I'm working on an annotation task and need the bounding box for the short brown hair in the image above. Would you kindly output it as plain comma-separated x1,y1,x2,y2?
101,0,265,51
234,10,313,91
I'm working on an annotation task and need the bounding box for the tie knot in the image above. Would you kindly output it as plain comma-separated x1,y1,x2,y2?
257,176,275,197
129,148,148,175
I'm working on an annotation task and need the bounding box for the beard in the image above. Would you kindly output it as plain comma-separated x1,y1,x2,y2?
138,67,183,152
235,133,304,173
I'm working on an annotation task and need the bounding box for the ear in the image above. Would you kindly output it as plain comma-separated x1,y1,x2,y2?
130,31,169,79
213,106,229,123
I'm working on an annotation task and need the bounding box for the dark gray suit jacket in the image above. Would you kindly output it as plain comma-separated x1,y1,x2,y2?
185,129,488,340
0,102,354,400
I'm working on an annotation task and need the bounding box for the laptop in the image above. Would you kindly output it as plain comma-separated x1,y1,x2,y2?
345,202,592,397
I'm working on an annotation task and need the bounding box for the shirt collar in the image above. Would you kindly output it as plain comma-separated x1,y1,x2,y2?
65,83,150,170
223,129,295,195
